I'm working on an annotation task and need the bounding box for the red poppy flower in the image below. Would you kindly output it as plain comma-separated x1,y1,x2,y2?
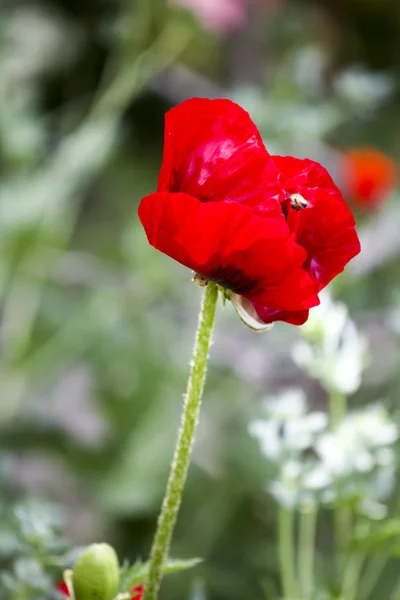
342,147,397,209
139,98,360,326
56,581,144,600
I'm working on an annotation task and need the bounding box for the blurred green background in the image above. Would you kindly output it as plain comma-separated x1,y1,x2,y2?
1,0,400,599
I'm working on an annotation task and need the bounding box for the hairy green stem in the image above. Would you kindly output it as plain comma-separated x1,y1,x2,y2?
279,507,297,599
142,283,219,600
298,503,318,599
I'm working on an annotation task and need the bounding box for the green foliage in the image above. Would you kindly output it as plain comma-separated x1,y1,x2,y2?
350,519,400,555
0,500,72,600
119,558,202,592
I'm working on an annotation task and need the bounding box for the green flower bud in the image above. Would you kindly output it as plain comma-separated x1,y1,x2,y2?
72,543,120,600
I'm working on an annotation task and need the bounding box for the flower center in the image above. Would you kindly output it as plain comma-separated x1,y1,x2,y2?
290,193,308,210
193,267,257,295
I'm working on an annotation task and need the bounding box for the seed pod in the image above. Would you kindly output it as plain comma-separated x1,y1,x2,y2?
72,543,119,600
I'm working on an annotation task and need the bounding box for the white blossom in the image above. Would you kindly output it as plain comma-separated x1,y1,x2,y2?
292,292,367,394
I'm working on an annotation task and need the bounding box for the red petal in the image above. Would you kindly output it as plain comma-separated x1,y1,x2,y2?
158,98,280,206
139,191,317,312
56,581,70,597
252,304,310,325
131,585,144,600
273,156,361,288
249,268,319,312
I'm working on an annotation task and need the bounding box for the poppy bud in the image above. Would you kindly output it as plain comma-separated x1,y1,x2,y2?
72,543,120,600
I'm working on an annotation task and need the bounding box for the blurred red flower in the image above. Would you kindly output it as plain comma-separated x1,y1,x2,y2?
56,581,144,599
139,98,360,326
342,148,397,209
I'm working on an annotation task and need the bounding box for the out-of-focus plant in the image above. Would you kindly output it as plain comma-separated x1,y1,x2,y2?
292,291,367,402
250,293,400,599
54,542,200,600
0,499,72,600
1,1,399,599
0,1,198,595
0,501,200,600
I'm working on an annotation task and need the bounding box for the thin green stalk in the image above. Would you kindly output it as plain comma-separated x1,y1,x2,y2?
329,391,347,431
335,506,352,561
91,17,191,119
390,577,400,600
0,203,80,422
341,552,365,600
279,507,297,599
298,503,318,599
359,553,388,599
142,282,219,600
328,390,351,576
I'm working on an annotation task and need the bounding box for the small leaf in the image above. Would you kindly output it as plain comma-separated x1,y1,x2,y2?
162,558,203,574
350,519,400,554
119,558,202,592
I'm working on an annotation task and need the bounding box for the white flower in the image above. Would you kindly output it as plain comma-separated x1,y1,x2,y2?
249,382,397,511
248,420,282,461
316,405,398,485
263,388,307,420
334,68,393,110
292,292,367,394
303,464,333,490
269,460,315,510
249,388,328,462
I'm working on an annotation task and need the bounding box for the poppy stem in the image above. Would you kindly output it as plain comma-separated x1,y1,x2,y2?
142,282,219,600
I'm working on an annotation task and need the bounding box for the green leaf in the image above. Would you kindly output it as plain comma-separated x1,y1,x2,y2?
119,558,202,592
350,519,400,554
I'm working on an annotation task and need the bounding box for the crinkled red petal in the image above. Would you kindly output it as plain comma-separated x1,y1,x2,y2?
139,191,317,311
158,98,281,206
273,156,361,288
